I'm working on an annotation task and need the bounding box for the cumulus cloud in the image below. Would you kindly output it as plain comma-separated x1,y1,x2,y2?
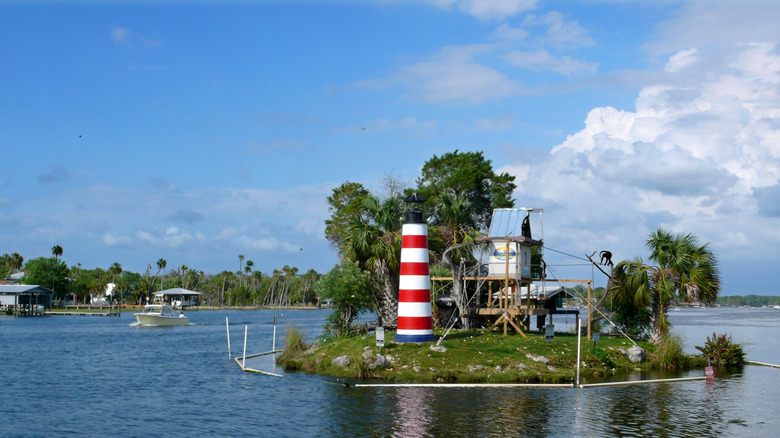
511,42,780,265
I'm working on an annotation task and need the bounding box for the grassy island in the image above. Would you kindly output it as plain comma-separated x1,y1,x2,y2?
279,329,710,383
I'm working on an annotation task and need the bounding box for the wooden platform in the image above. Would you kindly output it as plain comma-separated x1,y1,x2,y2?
477,308,550,316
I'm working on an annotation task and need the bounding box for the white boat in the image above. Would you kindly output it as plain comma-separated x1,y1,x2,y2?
134,304,189,326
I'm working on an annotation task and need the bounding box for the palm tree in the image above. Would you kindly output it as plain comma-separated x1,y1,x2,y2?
109,262,122,283
341,194,403,329
147,258,167,297
610,229,720,343
51,245,63,260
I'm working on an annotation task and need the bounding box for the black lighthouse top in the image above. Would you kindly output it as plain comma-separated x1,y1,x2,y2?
404,192,426,224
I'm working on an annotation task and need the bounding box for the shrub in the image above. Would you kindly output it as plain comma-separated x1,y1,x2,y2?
278,325,309,369
652,335,686,368
695,332,745,367
315,262,374,338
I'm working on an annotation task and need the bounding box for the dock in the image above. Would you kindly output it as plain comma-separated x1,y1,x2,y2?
48,310,120,317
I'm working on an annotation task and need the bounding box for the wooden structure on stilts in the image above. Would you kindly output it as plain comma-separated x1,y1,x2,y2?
432,208,591,337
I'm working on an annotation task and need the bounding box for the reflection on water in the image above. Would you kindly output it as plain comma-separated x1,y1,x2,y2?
2,307,780,437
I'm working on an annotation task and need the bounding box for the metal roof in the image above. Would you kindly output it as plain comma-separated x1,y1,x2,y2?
153,288,203,296
0,285,54,294
488,208,542,238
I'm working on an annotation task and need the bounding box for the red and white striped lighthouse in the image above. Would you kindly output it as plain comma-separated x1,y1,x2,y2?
395,193,437,343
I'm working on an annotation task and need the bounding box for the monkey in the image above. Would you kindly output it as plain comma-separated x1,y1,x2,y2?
599,250,613,266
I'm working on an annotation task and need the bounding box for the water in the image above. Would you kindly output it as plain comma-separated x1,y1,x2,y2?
2,307,780,437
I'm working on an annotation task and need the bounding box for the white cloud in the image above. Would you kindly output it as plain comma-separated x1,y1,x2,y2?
664,48,699,73
474,113,516,131
494,23,530,42
522,11,593,48
391,44,522,103
509,42,780,273
430,0,537,21
503,50,598,76
101,232,133,248
110,26,161,48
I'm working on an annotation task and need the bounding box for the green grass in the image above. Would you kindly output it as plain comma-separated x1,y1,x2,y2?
279,329,706,383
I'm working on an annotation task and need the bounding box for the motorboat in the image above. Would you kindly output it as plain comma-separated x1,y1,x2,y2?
134,304,189,326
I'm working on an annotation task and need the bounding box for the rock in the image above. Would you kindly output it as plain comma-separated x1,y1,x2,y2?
429,344,447,353
625,345,645,363
494,365,503,372
303,344,320,356
370,354,390,370
526,353,549,365
332,355,350,368
413,366,421,372
360,350,390,370
517,363,527,369
547,365,557,372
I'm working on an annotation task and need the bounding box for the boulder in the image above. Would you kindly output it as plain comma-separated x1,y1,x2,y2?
526,353,550,365
361,350,390,370
332,355,350,368
626,345,645,363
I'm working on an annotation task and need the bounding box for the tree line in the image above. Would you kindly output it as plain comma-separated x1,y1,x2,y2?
1,248,321,307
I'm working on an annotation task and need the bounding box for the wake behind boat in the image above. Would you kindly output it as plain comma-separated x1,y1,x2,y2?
134,304,189,326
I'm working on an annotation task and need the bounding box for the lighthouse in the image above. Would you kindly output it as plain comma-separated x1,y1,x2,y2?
394,193,437,343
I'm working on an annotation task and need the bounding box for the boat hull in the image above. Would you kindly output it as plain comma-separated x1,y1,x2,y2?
134,314,189,326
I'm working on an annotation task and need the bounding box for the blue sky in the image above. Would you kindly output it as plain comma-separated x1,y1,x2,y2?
3,0,780,295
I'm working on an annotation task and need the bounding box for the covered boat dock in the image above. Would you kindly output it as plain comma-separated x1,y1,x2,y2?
0,285,54,316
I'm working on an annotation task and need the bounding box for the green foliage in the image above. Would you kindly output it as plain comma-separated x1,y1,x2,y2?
1,252,24,280
416,149,516,235
23,257,69,297
695,332,745,367
610,301,652,339
591,347,616,368
608,229,720,342
652,335,687,369
717,295,780,307
278,325,310,369
316,262,375,338
324,181,371,250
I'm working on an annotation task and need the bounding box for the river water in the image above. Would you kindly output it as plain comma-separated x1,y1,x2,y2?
2,307,779,437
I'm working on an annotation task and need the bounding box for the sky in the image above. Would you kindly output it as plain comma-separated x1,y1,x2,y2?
2,0,780,295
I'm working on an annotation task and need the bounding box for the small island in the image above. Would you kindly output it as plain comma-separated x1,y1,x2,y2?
279,328,716,384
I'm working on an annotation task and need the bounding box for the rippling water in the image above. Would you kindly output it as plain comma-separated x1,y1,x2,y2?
2,307,779,437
